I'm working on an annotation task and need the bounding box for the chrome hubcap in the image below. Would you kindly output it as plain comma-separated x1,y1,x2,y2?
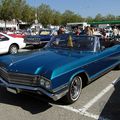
11,47,18,54
70,77,81,100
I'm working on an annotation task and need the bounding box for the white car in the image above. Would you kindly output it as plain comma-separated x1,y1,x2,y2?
0,32,26,54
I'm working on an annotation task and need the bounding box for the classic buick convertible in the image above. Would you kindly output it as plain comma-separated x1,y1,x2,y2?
0,34,120,103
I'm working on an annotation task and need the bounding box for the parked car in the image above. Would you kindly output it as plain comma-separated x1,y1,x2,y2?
0,32,26,54
4,30,26,38
8,33,25,38
0,34,120,104
24,29,57,47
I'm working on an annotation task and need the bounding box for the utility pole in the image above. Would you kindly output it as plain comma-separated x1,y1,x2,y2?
34,0,38,24
34,0,38,33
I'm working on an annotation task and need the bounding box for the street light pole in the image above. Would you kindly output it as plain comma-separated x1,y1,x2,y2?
34,0,38,24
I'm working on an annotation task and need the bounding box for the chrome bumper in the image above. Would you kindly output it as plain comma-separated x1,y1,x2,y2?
0,77,68,101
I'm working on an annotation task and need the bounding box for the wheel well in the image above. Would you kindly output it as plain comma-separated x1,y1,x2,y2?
10,43,19,49
75,72,89,88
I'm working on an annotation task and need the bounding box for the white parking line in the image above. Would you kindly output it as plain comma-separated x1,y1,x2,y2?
79,77,119,112
52,104,109,120
50,78,120,120
112,77,120,85
79,84,113,112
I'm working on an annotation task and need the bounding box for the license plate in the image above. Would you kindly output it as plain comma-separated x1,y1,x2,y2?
7,88,17,94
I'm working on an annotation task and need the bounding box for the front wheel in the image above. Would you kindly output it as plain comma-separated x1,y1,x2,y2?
64,76,82,104
116,64,120,70
9,44,18,54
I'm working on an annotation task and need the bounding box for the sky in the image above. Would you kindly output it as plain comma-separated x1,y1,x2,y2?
27,0,120,17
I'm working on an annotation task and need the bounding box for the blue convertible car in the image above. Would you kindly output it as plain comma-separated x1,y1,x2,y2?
0,34,120,103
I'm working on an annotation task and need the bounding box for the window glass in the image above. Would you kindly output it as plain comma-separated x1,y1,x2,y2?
48,34,95,51
0,34,9,41
40,30,51,35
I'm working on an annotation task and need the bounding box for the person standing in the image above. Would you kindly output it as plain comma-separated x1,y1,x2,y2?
113,26,119,39
57,26,65,35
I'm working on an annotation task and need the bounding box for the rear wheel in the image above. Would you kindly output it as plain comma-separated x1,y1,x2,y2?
9,44,18,54
64,76,82,104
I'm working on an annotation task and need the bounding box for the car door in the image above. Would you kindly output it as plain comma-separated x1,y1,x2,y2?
0,33,10,53
99,45,119,66
83,37,120,80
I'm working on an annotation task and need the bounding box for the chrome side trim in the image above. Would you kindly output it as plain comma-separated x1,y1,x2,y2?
52,83,68,93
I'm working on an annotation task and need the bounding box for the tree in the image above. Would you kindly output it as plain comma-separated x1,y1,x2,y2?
37,4,53,27
12,0,27,29
21,5,35,23
0,1,119,29
62,10,83,25
116,16,120,20
0,4,1,18
86,16,94,22
12,0,27,20
52,10,62,25
94,13,103,21
105,14,116,21
0,0,14,30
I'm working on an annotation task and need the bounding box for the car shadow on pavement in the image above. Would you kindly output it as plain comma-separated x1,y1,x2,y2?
0,85,72,114
99,77,120,120
0,87,52,114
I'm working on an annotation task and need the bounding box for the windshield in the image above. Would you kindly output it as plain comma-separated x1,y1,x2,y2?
39,30,51,35
47,34,95,51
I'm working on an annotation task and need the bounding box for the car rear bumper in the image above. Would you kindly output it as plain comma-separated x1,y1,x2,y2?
0,77,68,101
0,48,8,54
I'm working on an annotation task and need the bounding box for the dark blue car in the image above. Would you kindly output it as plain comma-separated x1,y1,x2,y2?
24,29,57,47
0,34,120,104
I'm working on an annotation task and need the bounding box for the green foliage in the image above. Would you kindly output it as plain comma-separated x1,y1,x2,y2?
0,0,36,24
94,13,103,21
37,4,53,27
12,0,35,23
52,10,62,25
116,16,120,20
0,0,14,29
105,14,116,21
0,0,14,21
21,5,35,23
85,16,94,22
12,0,25,20
62,10,83,25
0,1,119,27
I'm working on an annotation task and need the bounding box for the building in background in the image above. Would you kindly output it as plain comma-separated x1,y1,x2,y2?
0,20,17,31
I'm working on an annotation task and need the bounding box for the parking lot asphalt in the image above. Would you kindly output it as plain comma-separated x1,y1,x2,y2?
0,48,120,120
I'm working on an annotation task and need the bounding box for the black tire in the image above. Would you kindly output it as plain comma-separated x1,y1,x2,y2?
116,64,120,70
64,76,82,104
118,65,120,69
9,44,18,54
33,43,46,48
